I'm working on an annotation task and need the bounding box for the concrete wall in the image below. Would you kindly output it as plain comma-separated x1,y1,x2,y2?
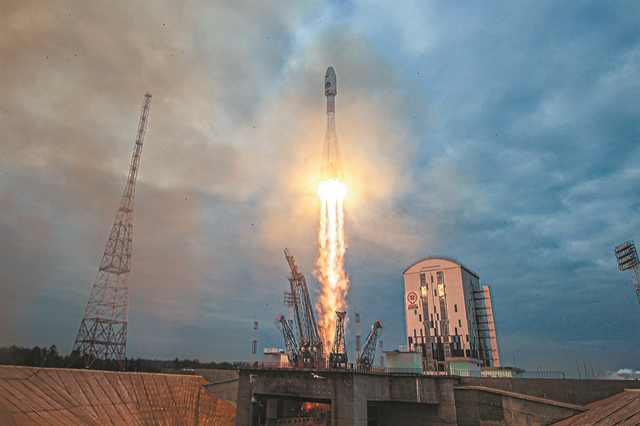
235,369,459,426
454,388,583,426
458,377,640,405
235,368,640,426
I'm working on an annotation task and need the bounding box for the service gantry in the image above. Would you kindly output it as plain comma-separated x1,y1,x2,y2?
274,313,300,363
357,320,384,368
283,248,323,362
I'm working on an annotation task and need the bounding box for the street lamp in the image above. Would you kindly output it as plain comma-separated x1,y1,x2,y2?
565,354,581,379
512,347,522,369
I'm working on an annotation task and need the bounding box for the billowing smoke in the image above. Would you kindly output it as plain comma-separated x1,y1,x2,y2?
596,369,640,380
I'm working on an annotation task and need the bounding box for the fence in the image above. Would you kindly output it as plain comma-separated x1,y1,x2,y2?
233,362,566,379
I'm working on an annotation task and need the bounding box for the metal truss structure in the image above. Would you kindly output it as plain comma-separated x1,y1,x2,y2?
329,310,347,367
274,314,300,363
72,93,152,369
284,248,323,362
357,320,384,368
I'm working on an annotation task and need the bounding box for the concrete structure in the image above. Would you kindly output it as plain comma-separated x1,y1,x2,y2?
263,348,288,364
234,366,640,426
0,365,236,425
403,257,500,372
384,350,422,374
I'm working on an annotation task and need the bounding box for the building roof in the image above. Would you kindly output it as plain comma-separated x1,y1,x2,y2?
551,389,640,426
0,365,236,425
403,256,479,278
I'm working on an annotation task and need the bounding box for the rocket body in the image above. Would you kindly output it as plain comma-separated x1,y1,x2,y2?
320,67,344,181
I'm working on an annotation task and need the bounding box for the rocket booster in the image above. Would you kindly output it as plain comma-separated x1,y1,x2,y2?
320,67,344,182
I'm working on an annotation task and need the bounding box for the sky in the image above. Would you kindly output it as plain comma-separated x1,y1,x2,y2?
1,1,638,378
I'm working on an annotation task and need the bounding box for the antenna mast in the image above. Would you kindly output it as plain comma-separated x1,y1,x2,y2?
72,93,152,369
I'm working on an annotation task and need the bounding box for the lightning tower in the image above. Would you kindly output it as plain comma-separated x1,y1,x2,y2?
72,93,152,369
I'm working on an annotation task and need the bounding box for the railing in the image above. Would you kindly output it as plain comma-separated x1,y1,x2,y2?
230,362,422,375
233,362,566,379
451,369,565,379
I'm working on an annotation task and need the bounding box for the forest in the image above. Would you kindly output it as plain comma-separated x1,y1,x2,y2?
0,345,233,372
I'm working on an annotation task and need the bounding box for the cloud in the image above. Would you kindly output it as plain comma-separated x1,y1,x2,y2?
1,2,638,373
597,369,640,380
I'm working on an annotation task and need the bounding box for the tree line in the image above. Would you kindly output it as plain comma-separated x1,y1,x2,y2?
0,345,233,372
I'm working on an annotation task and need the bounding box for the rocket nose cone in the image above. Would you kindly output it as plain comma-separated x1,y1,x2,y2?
325,67,337,96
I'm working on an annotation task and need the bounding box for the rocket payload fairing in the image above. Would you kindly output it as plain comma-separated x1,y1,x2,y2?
320,67,344,182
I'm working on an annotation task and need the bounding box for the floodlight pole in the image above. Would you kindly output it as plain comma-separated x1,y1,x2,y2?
614,241,640,306
565,353,581,379
512,347,522,369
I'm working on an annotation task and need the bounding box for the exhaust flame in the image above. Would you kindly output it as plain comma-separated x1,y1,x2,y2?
315,178,349,355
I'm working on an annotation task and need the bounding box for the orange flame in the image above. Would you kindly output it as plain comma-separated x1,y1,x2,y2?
315,178,348,355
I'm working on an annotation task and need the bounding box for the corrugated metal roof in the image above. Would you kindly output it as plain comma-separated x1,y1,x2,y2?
0,365,236,425
552,388,640,426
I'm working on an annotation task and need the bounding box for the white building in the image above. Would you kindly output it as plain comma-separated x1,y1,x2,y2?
403,257,500,372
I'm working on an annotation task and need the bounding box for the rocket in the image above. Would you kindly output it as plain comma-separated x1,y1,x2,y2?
320,67,344,182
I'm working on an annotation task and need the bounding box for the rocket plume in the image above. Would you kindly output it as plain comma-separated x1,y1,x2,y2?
316,179,348,354
315,67,349,355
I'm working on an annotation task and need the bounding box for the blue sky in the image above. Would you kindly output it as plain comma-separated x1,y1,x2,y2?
1,1,638,377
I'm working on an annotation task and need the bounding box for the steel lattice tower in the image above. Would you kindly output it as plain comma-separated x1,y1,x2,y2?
329,310,347,367
72,93,152,369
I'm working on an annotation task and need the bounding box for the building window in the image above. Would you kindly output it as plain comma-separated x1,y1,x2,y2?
420,329,423,336
454,327,458,335
466,335,469,342
458,319,462,327
414,329,417,337
414,309,417,315
437,271,444,284
431,275,434,283
434,289,437,297
419,314,422,322
454,304,458,312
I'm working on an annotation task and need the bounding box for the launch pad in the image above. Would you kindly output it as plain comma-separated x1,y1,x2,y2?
235,366,640,426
